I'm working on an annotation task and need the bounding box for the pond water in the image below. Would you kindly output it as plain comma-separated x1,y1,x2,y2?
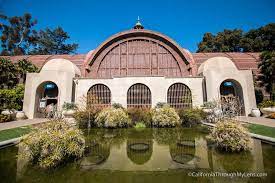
0,127,275,183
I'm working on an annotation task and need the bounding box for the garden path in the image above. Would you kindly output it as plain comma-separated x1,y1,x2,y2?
0,118,48,131
236,116,275,128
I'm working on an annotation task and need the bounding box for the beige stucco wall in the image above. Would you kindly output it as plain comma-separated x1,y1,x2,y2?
198,57,257,116
74,76,204,108
23,59,80,119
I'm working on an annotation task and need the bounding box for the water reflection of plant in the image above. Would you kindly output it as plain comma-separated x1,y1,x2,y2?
153,128,202,145
212,149,253,172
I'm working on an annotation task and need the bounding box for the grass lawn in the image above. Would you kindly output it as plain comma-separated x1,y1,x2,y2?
247,124,275,138
0,126,32,142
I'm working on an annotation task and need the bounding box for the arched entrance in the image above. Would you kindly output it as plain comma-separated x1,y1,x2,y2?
167,83,192,109
87,84,111,108
127,83,151,108
220,79,245,115
35,81,59,118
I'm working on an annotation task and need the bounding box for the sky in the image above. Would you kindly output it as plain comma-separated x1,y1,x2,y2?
0,0,275,53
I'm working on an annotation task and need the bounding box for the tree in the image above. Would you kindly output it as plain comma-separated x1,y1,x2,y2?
197,29,243,52
241,23,275,52
17,59,38,83
258,51,275,101
0,58,19,89
0,13,38,55
30,27,78,54
197,23,275,52
0,58,38,89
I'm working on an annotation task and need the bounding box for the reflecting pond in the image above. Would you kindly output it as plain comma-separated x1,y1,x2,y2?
0,127,275,183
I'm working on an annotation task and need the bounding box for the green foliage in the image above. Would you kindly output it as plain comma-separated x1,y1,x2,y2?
202,101,218,109
112,103,124,109
0,13,78,56
0,114,13,123
258,100,275,108
177,108,207,127
0,58,37,89
73,107,101,128
0,58,19,89
95,108,131,128
155,102,168,108
30,27,78,55
197,23,275,52
127,108,152,127
17,59,38,83
255,89,264,104
19,120,85,169
152,105,180,127
0,84,25,112
134,122,146,129
0,13,38,55
258,51,275,100
62,102,77,110
207,120,251,152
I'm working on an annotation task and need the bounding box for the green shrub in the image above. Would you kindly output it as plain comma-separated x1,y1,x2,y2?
112,103,124,109
134,122,146,129
73,107,101,128
152,105,180,127
62,102,77,110
155,102,168,108
0,114,13,123
19,120,85,169
177,108,207,127
202,101,218,109
95,108,131,128
207,120,251,152
258,100,275,108
0,84,24,112
127,108,152,127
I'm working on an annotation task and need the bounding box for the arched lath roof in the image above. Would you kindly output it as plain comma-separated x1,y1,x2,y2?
84,29,197,78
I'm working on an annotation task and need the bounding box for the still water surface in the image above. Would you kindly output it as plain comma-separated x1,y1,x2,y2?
0,127,274,183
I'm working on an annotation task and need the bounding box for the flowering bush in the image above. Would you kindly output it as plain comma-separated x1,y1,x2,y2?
73,106,102,128
95,108,131,128
19,120,85,169
127,108,152,127
207,120,251,152
177,108,207,127
258,100,275,108
152,105,180,127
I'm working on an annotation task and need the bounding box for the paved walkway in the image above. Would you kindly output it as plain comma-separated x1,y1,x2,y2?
0,118,48,131
236,116,275,128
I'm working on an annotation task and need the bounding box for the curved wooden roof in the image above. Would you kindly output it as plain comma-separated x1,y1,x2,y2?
84,29,198,78
1,52,260,76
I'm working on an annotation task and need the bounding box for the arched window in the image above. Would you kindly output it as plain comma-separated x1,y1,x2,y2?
127,83,151,108
167,83,192,109
87,84,111,107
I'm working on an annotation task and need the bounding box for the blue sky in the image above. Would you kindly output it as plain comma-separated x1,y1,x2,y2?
1,0,274,53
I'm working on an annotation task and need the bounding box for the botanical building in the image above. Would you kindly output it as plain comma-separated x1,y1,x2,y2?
3,22,259,118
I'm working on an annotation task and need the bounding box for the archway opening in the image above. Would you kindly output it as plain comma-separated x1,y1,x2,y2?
127,83,151,108
87,84,111,108
167,83,192,109
220,79,245,115
35,81,59,118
